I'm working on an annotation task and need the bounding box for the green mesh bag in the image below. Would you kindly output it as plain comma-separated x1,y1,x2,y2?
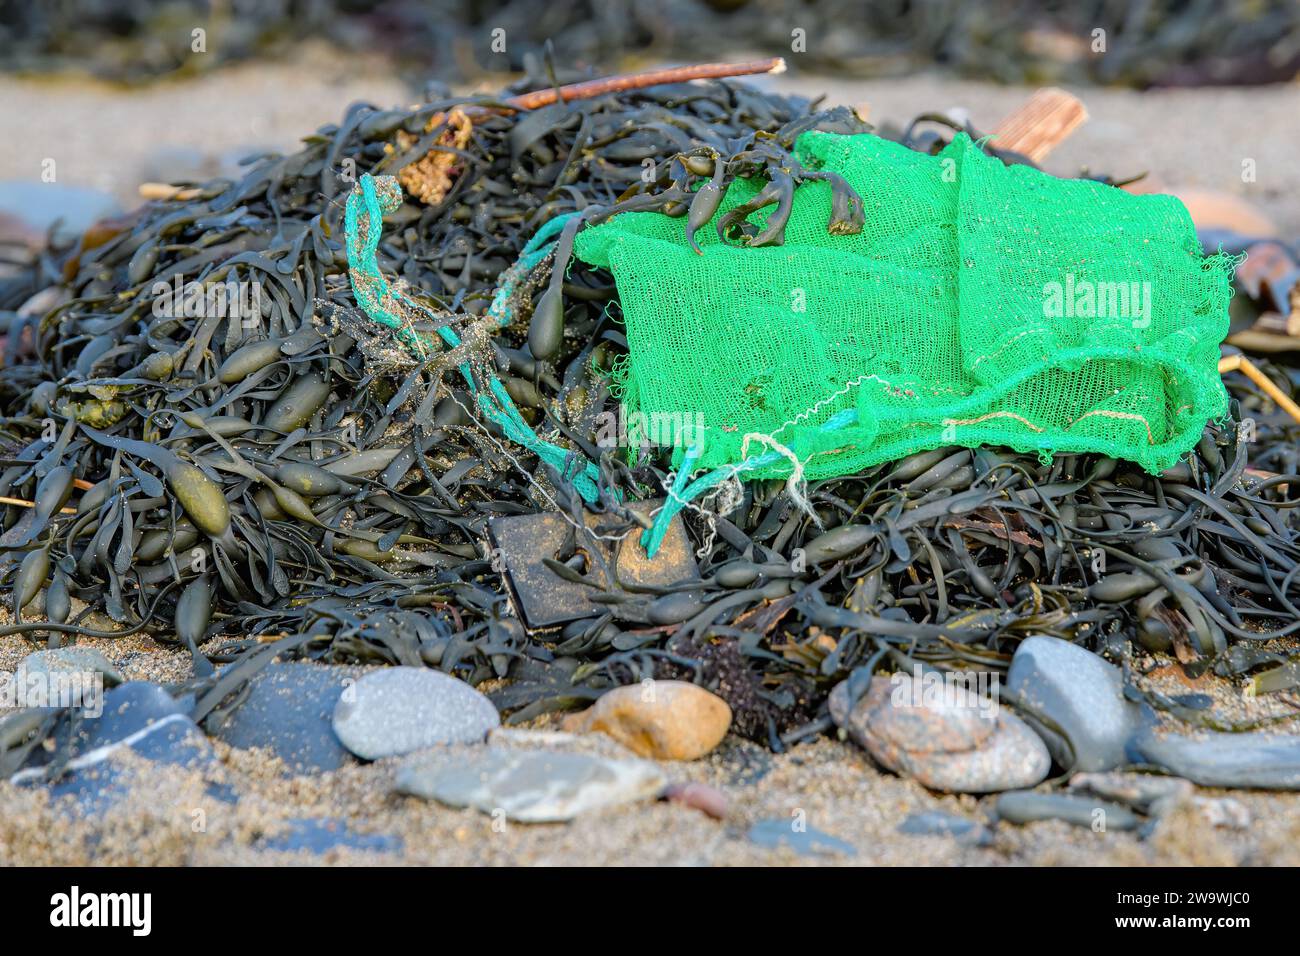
574,131,1235,489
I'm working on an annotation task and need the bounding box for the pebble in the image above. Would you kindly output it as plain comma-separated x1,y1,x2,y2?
829,674,1049,792
995,791,1142,831
394,747,666,823
1005,635,1148,772
1067,771,1194,813
662,782,729,819
79,681,191,752
747,819,856,857
1130,729,1300,789
898,810,994,846
13,646,124,693
10,683,221,816
331,666,499,760
1170,692,1214,710
210,662,358,773
562,680,731,760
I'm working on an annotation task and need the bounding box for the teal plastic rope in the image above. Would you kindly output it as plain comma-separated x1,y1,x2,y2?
345,173,601,502
642,407,859,556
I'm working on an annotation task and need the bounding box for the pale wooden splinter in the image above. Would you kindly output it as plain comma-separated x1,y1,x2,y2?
990,88,1089,163
1219,353,1300,425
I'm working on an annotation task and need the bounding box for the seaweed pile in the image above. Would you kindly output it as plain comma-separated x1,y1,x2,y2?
3,0,1299,88
1,67,1299,770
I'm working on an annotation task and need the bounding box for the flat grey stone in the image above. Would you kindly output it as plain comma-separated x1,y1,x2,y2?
1006,636,1147,772
1067,771,1194,813
830,674,1050,793
996,791,1141,831
395,747,665,822
13,646,123,697
332,666,499,761
1131,729,1300,790
747,819,856,857
898,810,993,846
10,688,222,817
211,662,357,773
82,681,189,750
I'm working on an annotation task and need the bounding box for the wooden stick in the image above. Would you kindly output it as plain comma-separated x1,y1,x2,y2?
0,495,75,514
991,88,1088,163
501,57,786,112
138,183,202,202
1219,353,1300,425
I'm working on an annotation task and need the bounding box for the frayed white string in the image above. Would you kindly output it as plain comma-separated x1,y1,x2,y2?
741,431,822,528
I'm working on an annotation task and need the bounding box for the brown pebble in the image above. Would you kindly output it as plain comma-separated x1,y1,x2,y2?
563,680,731,760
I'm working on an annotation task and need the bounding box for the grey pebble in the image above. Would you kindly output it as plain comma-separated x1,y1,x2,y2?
996,790,1142,831
332,666,499,761
1006,635,1148,772
747,818,857,857
395,747,665,822
1131,728,1300,790
211,662,359,773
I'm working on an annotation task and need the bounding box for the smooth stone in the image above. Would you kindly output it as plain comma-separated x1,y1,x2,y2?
332,666,499,760
747,819,856,857
0,181,121,244
11,693,220,816
256,817,403,855
395,747,665,823
898,811,993,846
1006,635,1147,772
14,646,124,692
563,680,731,760
662,782,729,819
81,681,189,751
1068,771,1194,813
829,675,1050,793
1131,729,1300,789
14,681,190,775
996,791,1141,831
1171,693,1214,711
210,662,358,773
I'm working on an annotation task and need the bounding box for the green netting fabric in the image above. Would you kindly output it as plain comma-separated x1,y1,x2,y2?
574,131,1235,487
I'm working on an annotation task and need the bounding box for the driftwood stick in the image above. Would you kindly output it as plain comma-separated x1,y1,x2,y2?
502,57,787,112
991,87,1089,163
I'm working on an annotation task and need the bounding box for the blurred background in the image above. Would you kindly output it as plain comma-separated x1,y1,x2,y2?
0,0,1297,243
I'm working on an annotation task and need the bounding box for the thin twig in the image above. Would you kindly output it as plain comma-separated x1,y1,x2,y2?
501,57,786,112
0,495,75,514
